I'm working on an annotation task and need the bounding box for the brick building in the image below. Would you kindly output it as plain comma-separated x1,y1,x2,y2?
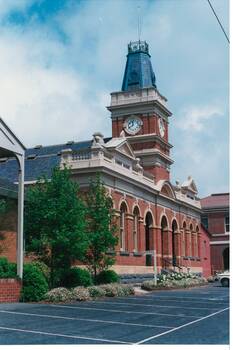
0,178,18,262
0,40,211,277
201,193,229,273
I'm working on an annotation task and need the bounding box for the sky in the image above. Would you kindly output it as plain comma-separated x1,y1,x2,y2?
0,0,229,197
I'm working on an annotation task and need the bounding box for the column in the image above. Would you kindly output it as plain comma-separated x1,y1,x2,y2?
17,155,24,279
126,214,134,252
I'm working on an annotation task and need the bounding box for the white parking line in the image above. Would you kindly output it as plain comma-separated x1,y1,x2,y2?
116,296,229,304
88,299,221,311
0,310,172,329
142,294,229,301
135,307,229,344
50,304,198,318
0,326,130,344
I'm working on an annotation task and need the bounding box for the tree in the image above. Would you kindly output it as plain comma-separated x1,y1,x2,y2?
84,175,118,278
0,199,6,253
24,167,87,288
0,199,6,215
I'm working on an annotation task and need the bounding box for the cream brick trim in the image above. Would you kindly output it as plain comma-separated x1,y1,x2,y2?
210,241,229,245
212,233,229,237
126,213,134,220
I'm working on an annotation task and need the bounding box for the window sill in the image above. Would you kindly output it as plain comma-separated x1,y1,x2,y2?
120,251,130,256
133,252,143,257
106,251,116,256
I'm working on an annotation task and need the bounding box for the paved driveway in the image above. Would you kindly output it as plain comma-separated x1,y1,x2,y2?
0,283,229,344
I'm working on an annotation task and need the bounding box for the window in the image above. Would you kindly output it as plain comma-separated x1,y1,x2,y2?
225,216,230,232
201,216,208,229
182,223,186,256
120,204,127,251
133,208,140,252
204,240,207,258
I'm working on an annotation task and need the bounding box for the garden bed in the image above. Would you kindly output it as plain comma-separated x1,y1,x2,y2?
141,272,208,291
43,283,135,303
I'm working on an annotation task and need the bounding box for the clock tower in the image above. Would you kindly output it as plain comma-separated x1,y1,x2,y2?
107,40,173,183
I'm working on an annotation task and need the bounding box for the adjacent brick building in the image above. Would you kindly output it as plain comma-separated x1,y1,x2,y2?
0,40,212,277
201,193,229,273
0,178,18,262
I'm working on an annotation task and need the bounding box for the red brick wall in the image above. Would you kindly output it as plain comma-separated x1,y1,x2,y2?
0,279,21,302
208,212,226,234
200,228,211,278
210,244,228,273
0,231,17,262
110,190,211,276
144,165,170,181
0,200,17,262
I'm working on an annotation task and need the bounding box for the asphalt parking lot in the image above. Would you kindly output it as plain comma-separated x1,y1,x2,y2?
0,283,229,345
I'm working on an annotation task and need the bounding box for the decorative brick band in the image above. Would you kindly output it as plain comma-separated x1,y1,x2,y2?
0,279,22,303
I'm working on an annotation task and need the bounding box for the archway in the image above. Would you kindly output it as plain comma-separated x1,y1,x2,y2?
172,220,178,266
161,216,168,267
145,212,153,251
119,202,127,251
223,247,229,270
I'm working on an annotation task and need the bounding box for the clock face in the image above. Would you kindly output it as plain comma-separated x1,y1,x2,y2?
124,116,142,135
158,118,165,137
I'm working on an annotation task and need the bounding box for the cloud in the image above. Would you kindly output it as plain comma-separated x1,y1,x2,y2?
175,105,224,132
0,24,109,147
0,0,30,19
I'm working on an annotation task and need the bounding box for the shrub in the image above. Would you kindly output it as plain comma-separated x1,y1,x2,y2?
100,283,135,297
95,270,119,285
44,287,73,302
61,267,93,288
207,276,215,283
88,285,106,298
100,284,119,297
0,257,17,278
31,260,50,283
72,287,90,301
141,275,207,291
120,284,135,296
20,263,49,302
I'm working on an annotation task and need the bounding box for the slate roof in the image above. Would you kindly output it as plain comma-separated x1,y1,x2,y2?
0,138,111,183
201,193,229,209
121,41,156,92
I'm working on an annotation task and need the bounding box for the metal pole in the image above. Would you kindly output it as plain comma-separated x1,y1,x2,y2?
17,155,24,279
154,249,157,285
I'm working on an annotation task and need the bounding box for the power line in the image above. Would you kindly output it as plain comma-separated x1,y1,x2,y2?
206,0,229,44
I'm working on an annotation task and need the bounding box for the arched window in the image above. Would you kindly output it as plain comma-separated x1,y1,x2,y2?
171,220,178,266
182,222,187,257
120,203,127,251
133,207,140,252
190,223,194,257
195,226,199,257
161,215,168,265
145,212,153,251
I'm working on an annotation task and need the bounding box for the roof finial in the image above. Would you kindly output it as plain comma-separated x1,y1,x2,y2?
137,6,142,42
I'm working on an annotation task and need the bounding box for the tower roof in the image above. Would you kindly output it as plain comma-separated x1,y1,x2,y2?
121,40,156,92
